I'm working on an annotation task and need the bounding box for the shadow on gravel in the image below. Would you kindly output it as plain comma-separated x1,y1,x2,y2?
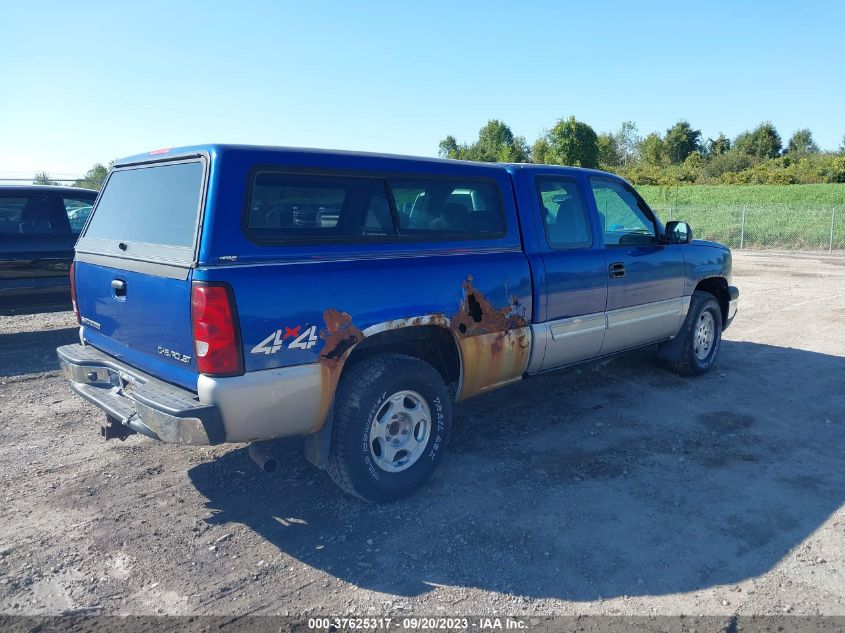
189,341,845,600
0,327,77,377
0,302,71,317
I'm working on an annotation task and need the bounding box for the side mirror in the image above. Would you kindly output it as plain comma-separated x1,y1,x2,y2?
665,220,692,244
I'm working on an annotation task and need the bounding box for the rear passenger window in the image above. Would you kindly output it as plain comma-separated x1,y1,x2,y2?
0,195,54,235
535,178,592,249
247,173,395,241
62,196,95,234
389,180,503,236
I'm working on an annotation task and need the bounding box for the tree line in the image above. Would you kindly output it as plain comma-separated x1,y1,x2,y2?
439,119,845,185
33,163,111,189
32,121,845,189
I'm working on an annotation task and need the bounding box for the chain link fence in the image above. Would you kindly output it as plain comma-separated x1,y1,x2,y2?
649,204,842,254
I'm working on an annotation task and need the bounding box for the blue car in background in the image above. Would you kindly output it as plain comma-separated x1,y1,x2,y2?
0,185,97,313
56,145,738,501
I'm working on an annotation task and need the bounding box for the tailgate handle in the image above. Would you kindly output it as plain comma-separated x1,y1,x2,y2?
111,278,127,297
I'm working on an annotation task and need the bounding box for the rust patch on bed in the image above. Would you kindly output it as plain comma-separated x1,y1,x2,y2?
450,275,530,400
309,277,531,430
311,308,366,432
319,308,365,368
450,275,526,336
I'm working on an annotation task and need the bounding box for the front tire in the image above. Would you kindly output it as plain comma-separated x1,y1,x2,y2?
327,353,452,502
667,290,723,376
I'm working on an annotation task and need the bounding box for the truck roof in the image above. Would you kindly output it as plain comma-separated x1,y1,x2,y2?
504,162,623,179
112,144,622,180
0,184,98,195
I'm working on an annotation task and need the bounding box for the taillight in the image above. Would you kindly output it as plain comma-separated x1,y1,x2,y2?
191,282,243,376
69,261,80,324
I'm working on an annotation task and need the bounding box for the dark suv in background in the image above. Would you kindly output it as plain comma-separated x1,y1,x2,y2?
0,185,97,314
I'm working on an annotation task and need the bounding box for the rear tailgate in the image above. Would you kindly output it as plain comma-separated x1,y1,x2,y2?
74,156,207,391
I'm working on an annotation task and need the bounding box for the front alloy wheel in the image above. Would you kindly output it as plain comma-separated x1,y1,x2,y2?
694,310,716,361
667,290,723,376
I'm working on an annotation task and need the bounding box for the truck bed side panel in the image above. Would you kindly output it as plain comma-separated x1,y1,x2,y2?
193,149,532,415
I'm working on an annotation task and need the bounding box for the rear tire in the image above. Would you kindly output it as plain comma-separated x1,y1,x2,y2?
327,353,452,502
667,290,723,376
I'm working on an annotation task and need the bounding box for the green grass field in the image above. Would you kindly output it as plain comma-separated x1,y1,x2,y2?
634,184,845,251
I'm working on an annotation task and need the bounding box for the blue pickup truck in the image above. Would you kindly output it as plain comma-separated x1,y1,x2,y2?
57,145,738,501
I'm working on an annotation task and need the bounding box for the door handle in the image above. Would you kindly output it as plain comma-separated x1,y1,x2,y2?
608,262,626,278
111,278,127,297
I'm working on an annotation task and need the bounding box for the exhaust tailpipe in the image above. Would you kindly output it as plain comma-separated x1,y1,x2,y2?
248,442,278,474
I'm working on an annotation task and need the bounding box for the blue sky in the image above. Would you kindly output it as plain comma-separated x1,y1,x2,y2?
1,0,843,179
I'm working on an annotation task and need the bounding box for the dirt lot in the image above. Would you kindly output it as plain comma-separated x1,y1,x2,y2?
0,251,843,618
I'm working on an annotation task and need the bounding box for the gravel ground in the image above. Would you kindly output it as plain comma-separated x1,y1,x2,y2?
0,251,843,618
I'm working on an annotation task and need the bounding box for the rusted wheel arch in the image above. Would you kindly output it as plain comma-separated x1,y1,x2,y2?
345,322,463,397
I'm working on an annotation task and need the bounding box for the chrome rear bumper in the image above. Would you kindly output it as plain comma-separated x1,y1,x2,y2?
57,344,223,445
57,343,327,444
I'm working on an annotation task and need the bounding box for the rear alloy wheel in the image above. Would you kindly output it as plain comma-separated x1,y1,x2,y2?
368,390,432,473
327,353,452,502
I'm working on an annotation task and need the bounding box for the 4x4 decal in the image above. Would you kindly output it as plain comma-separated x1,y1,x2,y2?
251,325,319,355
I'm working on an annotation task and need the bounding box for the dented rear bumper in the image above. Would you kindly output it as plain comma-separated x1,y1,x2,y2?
57,344,224,444
57,343,328,444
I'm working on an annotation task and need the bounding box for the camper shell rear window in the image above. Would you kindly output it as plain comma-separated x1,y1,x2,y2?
77,157,206,263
